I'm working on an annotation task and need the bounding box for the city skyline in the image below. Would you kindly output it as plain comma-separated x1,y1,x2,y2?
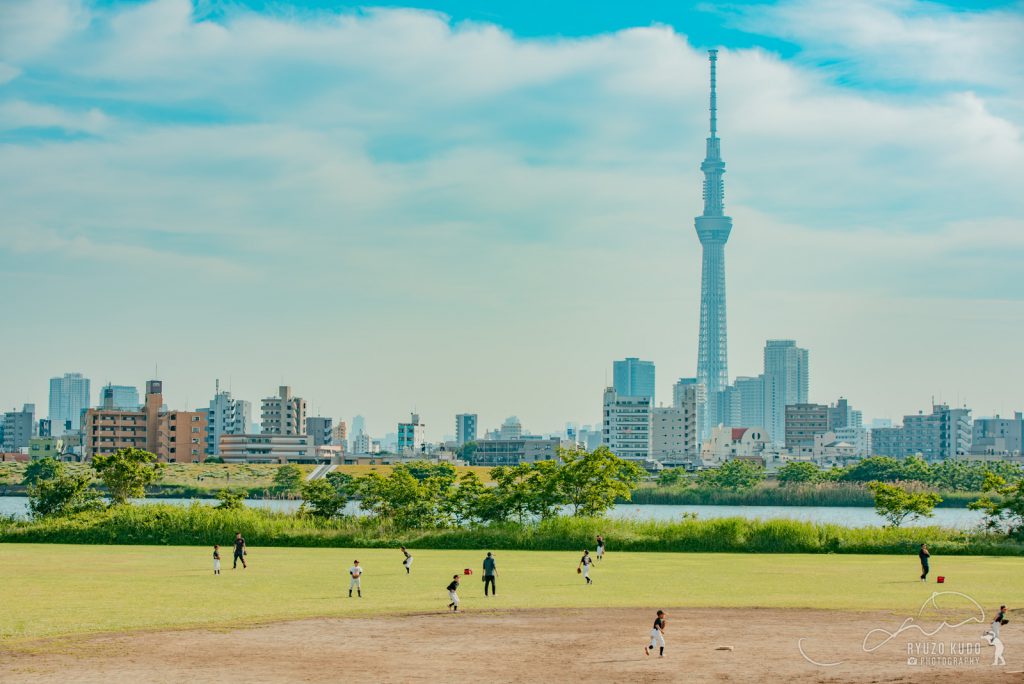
1,0,1022,437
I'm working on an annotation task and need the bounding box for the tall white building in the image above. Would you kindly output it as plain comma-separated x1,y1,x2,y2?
205,385,252,457
261,386,306,436
602,387,652,461
763,340,809,445
673,378,706,442
352,432,373,454
48,372,90,434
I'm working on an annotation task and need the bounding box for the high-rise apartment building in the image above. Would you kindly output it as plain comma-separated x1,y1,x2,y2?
602,387,652,461
718,375,765,431
305,416,333,446
651,406,696,464
2,404,36,451
972,413,1023,455
332,420,348,451
763,340,809,445
48,372,90,434
352,432,373,454
398,413,426,454
205,386,252,457
672,378,706,443
613,358,656,400
785,403,830,450
873,404,973,460
261,386,306,436
456,413,478,446
828,397,863,430
82,381,207,462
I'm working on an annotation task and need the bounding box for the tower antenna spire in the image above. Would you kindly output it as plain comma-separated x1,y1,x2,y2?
709,48,718,137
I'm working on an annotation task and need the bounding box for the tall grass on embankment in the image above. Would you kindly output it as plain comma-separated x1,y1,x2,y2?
630,482,984,508
0,503,1019,556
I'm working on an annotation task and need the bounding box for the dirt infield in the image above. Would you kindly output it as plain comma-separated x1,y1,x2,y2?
0,608,1016,683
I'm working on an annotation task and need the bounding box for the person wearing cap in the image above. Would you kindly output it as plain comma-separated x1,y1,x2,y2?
918,543,930,582
992,605,1008,638
446,574,461,612
482,552,497,596
348,560,363,598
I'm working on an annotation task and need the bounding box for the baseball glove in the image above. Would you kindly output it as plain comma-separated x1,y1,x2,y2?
577,567,582,574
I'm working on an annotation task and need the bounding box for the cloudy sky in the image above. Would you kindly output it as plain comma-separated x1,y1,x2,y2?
1,0,1022,439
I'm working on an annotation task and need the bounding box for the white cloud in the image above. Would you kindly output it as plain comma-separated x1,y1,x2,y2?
0,0,1022,430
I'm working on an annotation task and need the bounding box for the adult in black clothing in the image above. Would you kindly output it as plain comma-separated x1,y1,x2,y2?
918,543,929,581
233,532,248,569
483,552,497,596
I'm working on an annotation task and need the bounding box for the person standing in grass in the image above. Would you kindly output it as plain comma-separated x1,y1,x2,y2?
233,532,247,569
482,552,497,596
447,574,461,612
596,534,606,561
645,610,667,658
348,560,363,598
918,543,930,582
213,545,221,575
401,546,413,574
578,549,594,585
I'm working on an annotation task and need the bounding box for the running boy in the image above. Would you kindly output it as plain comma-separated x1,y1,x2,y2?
596,535,606,561
401,546,413,574
645,610,667,658
919,543,930,582
349,560,363,598
213,545,221,575
578,549,594,585
447,574,461,612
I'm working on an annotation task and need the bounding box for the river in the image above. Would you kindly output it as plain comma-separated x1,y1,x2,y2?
0,496,988,528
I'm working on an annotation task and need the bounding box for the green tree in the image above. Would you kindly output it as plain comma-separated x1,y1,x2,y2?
968,473,1024,537
456,441,478,462
867,481,942,527
555,446,644,517
900,455,931,483
272,464,304,493
488,461,561,523
22,457,65,485
840,456,905,483
656,467,688,487
204,456,225,464
776,461,822,486
27,473,104,518
696,459,765,492
300,478,348,518
215,488,247,510
441,471,488,525
91,448,163,505
355,464,457,528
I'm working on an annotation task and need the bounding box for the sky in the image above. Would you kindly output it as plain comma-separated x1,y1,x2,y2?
1,0,1022,440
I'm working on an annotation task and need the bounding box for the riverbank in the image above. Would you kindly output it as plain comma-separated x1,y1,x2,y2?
0,503,1018,555
630,482,987,508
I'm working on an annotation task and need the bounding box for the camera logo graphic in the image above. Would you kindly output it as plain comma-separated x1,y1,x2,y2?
906,657,918,666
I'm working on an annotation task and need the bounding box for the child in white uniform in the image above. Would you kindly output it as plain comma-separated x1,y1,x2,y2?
349,560,363,598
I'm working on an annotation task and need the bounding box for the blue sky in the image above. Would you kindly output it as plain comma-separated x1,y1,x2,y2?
1,0,1022,439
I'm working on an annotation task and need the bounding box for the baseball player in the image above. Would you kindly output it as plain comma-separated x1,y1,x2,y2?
992,605,1009,638
645,610,667,657
213,545,221,575
578,549,594,585
596,535,606,561
348,560,363,598
447,574,461,612
401,546,413,574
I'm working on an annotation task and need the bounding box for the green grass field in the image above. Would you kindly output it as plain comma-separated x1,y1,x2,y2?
2,544,1022,642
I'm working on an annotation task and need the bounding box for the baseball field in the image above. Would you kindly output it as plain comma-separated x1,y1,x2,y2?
1,544,1021,682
